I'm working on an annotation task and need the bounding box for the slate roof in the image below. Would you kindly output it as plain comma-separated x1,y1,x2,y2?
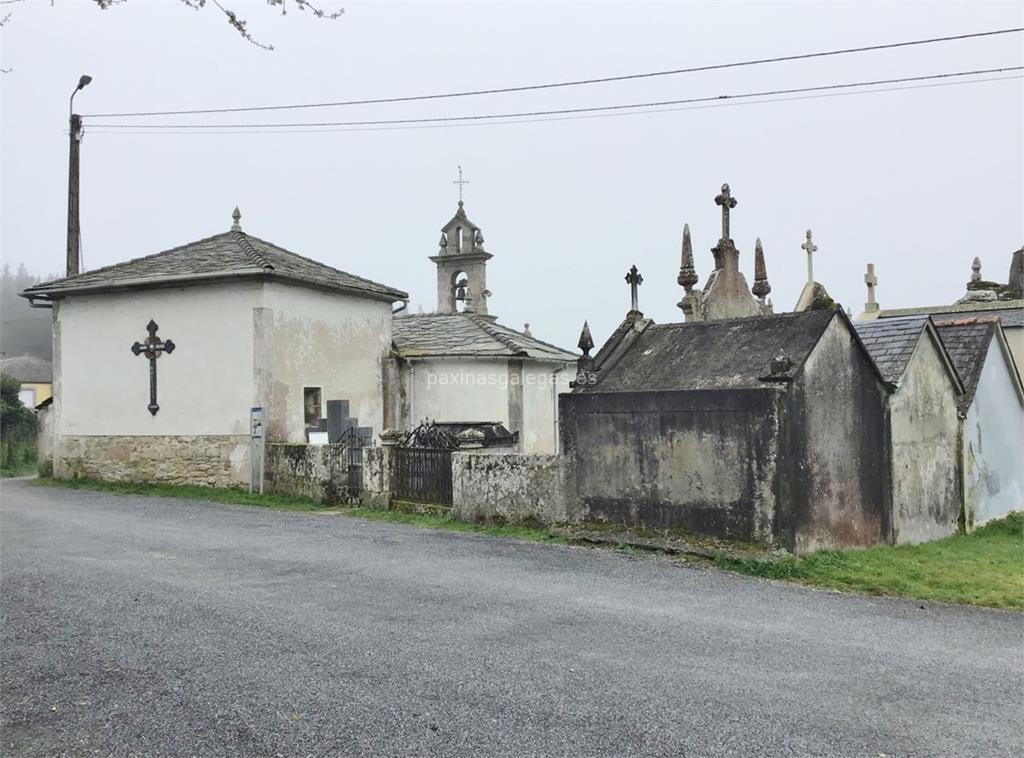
392,314,576,362
877,300,1024,328
853,316,932,384
20,229,408,303
0,354,52,384
935,320,998,409
579,309,843,393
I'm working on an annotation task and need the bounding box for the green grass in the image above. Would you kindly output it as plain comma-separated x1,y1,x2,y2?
34,477,324,512
1,459,38,478
715,512,1024,610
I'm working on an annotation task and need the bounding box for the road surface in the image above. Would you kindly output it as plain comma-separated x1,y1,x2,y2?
2,479,1021,756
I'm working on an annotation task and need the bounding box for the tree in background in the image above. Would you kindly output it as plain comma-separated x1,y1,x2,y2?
0,372,37,476
0,264,53,361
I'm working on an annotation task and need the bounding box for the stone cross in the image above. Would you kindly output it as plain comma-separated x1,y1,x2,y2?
714,184,737,240
452,165,469,203
131,319,176,416
864,263,879,311
625,265,643,312
801,229,818,283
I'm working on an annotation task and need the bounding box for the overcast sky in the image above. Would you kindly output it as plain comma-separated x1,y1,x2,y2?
2,1,1022,350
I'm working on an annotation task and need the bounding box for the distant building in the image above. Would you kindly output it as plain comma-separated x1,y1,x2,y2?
0,354,52,408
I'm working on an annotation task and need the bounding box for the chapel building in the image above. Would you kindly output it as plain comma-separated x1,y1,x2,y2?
390,200,576,453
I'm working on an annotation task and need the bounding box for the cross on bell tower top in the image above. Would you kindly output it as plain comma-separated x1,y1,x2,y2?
452,165,469,204
715,183,738,240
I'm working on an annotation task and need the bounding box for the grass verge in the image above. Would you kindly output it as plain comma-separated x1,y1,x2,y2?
715,512,1024,610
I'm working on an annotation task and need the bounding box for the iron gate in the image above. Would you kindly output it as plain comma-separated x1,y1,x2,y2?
338,426,373,500
391,447,453,505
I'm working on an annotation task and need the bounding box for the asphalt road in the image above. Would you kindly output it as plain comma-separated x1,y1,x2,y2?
1,480,1021,757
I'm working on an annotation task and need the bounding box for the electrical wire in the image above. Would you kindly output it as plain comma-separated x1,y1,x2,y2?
83,74,1023,136
85,66,1024,131
81,27,1024,118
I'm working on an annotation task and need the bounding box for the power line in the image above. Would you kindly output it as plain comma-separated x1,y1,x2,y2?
86,66,1024,131
82,27,1024,119
84,74,1023,136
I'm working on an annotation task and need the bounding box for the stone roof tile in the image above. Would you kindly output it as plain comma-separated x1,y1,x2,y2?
21,231,407,303
392,314,575,362
853,316,931,383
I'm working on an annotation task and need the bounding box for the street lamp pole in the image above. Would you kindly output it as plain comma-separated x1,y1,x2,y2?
66,75,92,278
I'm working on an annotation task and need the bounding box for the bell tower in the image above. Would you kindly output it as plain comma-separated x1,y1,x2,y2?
430,194,494,317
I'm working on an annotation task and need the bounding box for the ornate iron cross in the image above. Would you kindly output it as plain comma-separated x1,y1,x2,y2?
625,265,644,312
131,319,175,416
715,183,737,240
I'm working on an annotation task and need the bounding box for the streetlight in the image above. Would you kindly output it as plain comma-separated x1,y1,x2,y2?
67,74,92,277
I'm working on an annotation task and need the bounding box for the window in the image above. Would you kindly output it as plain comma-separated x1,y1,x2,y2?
18,388,36,408
303,387,322,426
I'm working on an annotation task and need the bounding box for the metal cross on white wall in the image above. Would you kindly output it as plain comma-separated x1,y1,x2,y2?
131,319,175,416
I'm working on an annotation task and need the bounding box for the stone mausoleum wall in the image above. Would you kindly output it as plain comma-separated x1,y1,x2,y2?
265,443,351,503
54,435,249,487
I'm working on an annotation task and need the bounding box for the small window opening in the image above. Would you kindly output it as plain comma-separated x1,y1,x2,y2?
303,387,322,426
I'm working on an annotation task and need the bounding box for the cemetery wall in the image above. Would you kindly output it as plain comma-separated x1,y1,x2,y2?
450,451,576,524
265,443,351,503
53,434,249,487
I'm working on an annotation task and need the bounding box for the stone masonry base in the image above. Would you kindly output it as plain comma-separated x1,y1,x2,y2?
54,435,250,488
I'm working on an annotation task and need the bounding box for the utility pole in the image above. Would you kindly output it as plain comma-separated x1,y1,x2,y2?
67,75,92,278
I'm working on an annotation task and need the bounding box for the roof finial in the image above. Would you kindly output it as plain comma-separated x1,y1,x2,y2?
452,165,469,204
578,321,594,356
864,263,879,312
752,238,771,301
677,223,698,292
231,207,242,232
971,256,982,282
523,322,532,337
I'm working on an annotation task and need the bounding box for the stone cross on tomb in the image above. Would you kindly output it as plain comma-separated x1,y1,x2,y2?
715,183,737,240
802,229,818,283
625,265,644,312
864,263,879,310
131,319,176,416
452,165,469,203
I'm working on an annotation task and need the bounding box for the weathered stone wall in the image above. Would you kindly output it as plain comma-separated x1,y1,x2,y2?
451,452,576,524
559,388,781,544
887,334,961,544
36,404,55,477
264,443,351,503
54,435,249,487
782,316,891,553
360,446,392,510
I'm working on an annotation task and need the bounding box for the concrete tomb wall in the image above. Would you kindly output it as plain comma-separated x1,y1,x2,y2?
781,316,890,553
886,334,961,544
964,337,1024,525
560,388,781,545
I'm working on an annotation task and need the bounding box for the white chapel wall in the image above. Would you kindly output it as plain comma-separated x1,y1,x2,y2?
259,282,393,442
964,337,1024,525
402,357,511,429
55,282,261,437
520,361,572,454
